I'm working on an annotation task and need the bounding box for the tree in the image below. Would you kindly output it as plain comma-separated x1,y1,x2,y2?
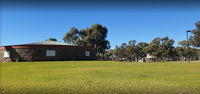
137,42,149,61
125,40,138,61
177,40,187,61
177,40,200,61
63,24,110,55
81,24,110,54
47,38,57,42
128,40,136,46
99,50,114,60
189,21,200,48
114,43,128,61
63,27,79,44
188,48,199,60
178,40,187,47
114,40,149,62
147,37,175,62
146,37,161,60
159,37,175,61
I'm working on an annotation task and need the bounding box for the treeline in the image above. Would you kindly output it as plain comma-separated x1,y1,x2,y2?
102,37,200,62
52,21,200,62
102,21,200,62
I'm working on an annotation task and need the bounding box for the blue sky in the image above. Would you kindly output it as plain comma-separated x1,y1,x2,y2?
1,0,200,48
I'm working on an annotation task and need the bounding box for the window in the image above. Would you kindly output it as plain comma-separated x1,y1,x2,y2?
85,51,90,56
46,50,56,56
4,51,10,57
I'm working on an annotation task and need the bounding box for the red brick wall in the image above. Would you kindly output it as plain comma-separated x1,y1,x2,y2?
0,45,96,62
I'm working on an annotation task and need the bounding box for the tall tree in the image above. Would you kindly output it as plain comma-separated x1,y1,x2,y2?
125,40,138,61
177,40,188,61
147,37,175,62
177,40,200,61
63,24,110,55
114,43,128,61
63,27,79,44
146,37,160,60
189,21,200,48
137,42,149,61
160,37,175,61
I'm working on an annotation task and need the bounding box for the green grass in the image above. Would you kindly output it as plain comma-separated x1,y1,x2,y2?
1,61,200,94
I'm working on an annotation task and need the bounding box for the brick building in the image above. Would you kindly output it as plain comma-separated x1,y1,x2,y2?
0,41,96,62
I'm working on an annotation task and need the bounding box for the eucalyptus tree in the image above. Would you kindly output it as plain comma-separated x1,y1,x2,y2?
177,40,188,61
147,37,175,62
63,27,79,44
190,21,200,48
114,43,128,61
137,42,149,60
63,24,111,56
125,40,138,61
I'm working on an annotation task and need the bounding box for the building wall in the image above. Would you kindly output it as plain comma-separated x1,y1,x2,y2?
0,46,96,62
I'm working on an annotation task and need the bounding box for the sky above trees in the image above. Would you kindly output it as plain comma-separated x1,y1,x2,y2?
1,0,200,48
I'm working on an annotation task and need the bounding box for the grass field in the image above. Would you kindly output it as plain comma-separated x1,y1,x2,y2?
1,61,200,94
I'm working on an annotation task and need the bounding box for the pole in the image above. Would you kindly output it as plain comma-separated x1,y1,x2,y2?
186,30,191,63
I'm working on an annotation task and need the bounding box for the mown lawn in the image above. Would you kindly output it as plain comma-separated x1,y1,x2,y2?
1,61,200,94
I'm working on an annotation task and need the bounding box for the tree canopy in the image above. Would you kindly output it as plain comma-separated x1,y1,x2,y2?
113,40,149,61
190,21,200,48
147,37,175,61
63,24,110,55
